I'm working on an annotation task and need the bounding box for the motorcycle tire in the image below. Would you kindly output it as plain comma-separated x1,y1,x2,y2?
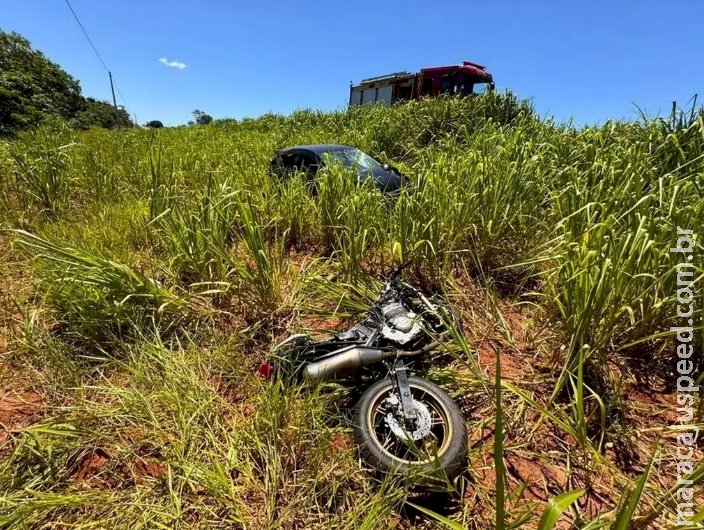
353,376,467,479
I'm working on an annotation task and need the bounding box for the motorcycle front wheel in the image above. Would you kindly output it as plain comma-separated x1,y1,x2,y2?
353,376,467,479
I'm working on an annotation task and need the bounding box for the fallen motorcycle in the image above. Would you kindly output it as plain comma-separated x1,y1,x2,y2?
259,261,467,478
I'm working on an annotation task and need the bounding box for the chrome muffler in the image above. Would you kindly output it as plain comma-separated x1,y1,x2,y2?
303,346,391,384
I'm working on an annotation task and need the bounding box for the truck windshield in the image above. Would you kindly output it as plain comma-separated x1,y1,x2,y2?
472,82,491,95
323,147,382,172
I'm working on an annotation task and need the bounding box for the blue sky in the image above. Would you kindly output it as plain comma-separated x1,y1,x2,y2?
2,1,702,126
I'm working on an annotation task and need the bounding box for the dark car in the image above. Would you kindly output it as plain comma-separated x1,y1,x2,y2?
269,144,404,193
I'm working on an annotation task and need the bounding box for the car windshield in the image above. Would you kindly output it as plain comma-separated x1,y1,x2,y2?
323,147,382,172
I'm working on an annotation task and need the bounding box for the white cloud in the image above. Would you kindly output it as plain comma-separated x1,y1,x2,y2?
159,57,187,70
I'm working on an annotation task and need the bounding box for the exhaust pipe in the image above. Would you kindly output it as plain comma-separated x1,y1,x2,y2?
303,347,391,384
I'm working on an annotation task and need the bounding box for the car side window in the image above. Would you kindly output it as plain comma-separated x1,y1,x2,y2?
298,152,318,177
280,153,298,170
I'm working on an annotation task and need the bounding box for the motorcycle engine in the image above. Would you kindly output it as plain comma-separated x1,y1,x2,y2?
380,302,422,345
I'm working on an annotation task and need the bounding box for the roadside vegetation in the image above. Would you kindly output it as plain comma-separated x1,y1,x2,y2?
0,92,702,529
0,29,132,136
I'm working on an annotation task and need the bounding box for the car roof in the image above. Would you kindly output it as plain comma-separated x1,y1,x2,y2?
276,144,353,156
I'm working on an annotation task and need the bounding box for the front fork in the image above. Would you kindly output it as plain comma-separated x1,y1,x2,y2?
390,359,417,425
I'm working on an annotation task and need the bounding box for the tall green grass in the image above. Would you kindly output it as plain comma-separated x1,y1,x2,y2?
6,117,76,215
1,92,702,529
4,93,701,428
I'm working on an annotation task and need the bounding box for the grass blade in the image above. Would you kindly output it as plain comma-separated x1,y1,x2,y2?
495,346,506,530
612,446,657,530
536,489,585,530
406,502,465,530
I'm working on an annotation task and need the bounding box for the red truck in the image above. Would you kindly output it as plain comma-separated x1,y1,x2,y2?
349,61,494,107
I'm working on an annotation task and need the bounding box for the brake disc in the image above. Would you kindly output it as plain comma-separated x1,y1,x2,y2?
384,397,432,442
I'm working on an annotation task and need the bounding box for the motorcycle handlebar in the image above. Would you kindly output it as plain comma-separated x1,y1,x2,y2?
386,260,412,281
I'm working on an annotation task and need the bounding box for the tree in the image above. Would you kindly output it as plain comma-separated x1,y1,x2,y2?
0,30,81,135
71,98,133,130
192,109,213,125
146,120,164,128
0,29,133,135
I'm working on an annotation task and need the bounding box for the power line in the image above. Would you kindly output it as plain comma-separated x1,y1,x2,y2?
63,0,109,73
114,84,126,106
63,0,130,112
112,79,128,108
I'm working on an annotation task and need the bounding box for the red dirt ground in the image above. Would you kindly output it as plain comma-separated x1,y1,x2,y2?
0,383,43,454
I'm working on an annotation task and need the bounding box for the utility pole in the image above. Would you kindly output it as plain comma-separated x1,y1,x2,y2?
108,71,117,110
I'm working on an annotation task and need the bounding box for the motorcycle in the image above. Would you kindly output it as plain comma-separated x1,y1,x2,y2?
259,261,467,479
